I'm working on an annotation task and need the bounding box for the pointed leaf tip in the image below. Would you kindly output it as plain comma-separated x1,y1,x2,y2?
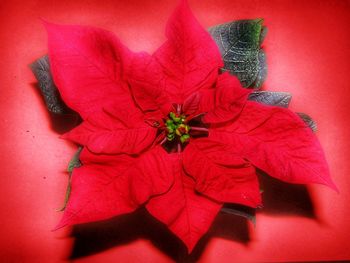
323,178,339,193
210,102,337,194
156,0,222,101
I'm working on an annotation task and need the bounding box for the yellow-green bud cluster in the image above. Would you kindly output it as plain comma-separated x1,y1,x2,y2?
165,112,190,143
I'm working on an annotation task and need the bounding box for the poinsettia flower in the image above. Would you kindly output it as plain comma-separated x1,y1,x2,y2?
45,0,337,252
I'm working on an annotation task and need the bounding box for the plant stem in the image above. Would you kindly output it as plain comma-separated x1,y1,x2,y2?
160,137,167,145
190,126,209,132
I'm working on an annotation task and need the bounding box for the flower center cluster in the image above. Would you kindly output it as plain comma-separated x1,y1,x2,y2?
165,112,191,143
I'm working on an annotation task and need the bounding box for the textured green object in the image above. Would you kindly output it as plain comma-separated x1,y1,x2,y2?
57,147,82,211
249,91,292,108
209,19,267,89
29,55,67,114
297,112,317,132
165,112,190,143
67,147,82,173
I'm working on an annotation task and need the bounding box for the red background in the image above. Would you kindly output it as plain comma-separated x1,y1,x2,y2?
1,0,350,262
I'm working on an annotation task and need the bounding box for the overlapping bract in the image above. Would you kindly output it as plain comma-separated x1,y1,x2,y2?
46,0,336,252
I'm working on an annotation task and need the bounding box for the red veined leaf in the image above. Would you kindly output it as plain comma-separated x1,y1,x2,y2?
45,22,136,119
128,52,172,115
153,0,223,103
55,146,174,229
146,154,222,252
62,105,157,155
203,73,251,124
210,101,338,191
183,139,261,207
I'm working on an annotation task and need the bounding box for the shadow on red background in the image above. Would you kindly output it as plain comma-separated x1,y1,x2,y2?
69,209,249,263
68,173,315,262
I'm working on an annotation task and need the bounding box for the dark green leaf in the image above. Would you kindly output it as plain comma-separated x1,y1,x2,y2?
30,55,67,114
248,91,292,108
57,147,82,211
253,50,267,88
221,204,256,224
67,147,83,173
57,179,72,212
297,112,317,132
208,19,267,89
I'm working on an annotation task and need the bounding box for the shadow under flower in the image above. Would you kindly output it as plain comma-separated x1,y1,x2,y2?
257,169,316,219
33,79,316,261
69,207,250,262
66,169,316,262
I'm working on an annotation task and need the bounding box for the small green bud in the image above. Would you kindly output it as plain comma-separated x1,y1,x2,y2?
165,111,192,144
169,112,176,120
173,117,181,123
167,133,175,141
180,134,190,143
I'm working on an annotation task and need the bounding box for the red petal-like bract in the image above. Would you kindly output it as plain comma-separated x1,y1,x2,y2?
201,73,252,124
146,154,222,252
183,139,262,208
153,0,223,103
210,101,337,191
45,22,136,119
44,0,336,253
56,146,174,229
62,104,157,155
127,52,171,117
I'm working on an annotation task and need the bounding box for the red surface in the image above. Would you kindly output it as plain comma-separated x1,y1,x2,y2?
1,0,350,262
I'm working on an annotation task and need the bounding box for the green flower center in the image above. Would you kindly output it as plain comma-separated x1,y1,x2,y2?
165,112,191,143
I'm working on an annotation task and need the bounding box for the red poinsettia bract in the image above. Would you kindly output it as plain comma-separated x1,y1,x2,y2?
46,0,337,252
